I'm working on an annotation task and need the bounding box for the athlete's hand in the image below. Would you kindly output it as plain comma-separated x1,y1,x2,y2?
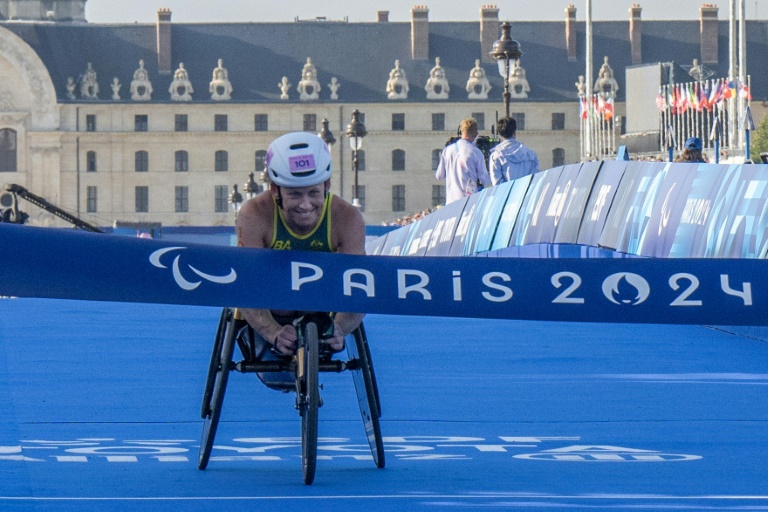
273,325,298,355
326,321,346,353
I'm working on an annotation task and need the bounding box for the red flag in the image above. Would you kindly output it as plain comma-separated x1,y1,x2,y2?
699,82,710,111
739,82,752,101
604,96,614,121
656,87,667,110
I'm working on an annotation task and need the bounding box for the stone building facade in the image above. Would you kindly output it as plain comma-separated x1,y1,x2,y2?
0,2,765,228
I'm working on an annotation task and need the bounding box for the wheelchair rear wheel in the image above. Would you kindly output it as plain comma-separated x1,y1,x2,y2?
299,321,320,485
350,324,385,468
198,307,237,470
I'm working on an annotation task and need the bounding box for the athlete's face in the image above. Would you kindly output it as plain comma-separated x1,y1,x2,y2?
278,182,328,233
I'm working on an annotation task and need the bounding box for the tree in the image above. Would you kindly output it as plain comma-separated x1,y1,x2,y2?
751,112,768,161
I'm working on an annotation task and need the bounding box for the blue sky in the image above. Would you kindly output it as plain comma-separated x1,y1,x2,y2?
85,0,762,24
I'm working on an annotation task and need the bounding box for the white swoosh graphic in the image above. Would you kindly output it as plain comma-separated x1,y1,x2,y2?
188,265,237,284
149,247,186,268
172,255,201,291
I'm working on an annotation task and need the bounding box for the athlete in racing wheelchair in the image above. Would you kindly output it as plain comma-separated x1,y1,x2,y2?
198,133,384,485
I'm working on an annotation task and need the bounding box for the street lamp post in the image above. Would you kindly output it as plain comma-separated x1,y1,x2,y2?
490,21,523,118
345,109,367,208
317,117,338,195
318,118,336,147
228,184,243,220
243,172,259,200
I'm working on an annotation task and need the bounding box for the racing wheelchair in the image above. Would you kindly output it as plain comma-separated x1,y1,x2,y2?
198,308,385,485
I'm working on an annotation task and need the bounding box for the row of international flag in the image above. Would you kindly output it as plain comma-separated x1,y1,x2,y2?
655,79,751,114
579,94,614,121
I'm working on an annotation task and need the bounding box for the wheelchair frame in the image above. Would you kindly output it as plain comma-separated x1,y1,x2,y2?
198,307,385,485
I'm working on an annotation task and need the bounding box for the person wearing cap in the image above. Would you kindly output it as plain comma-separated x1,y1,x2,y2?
680,137,708,163
235,132,365,383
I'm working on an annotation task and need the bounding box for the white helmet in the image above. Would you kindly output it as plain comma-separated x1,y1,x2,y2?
266,132,332,188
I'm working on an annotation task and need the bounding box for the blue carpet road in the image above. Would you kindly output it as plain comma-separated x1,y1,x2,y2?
0,298,766,511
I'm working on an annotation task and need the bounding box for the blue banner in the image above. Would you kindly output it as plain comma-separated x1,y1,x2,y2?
1,223,767,326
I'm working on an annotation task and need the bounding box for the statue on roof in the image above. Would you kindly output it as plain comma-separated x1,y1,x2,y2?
328,77,340,100
593,56,618,96
687,58,714,82
575,75,587,97
279,76,291,100
65,77,76,100
425,57,449,100
169,63,194,101
80,63,99,100
130,60,153,101
209,59,232,101
111,78,122,101
466,59,491,100
297,57,321,101
508,62,530,99
386,60,409,100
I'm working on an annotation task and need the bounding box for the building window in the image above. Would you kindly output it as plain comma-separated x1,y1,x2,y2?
303,114,317,132
432,148,442,171
135,115,148,132
0,129,16,172
392,149,406,171
392,113,405,131
215,185,229,213
86,114,97,132
86,186,97,213
175,150,189,172
214,114,228,132
215,150,228,172
254,114,268,131
255,150,267,172
135,150,149,172
511,113,525,131
353,185,366,212
175,186,189,213
432,184,446,207
552,113,565,130
356,149,366,171
432,113,445,131
552,148,566,167
175,114,188,132
392,185,406,212
472,112,485,131
86,151,97,172
135,186,149,213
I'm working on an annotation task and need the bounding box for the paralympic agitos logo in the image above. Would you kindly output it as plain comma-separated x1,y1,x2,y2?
149,247,237,291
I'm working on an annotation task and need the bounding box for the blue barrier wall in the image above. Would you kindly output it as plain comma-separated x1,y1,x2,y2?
369,161,768,260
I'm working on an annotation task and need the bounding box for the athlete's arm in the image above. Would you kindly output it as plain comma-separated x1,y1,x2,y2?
328,198,367,348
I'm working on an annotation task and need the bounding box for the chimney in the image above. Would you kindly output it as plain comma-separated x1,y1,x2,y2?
411,5,429,61
480,5,500,63
699,4,719,64
629,4,642,65
157,8,172,75
565,4,577,62
378,10,389,22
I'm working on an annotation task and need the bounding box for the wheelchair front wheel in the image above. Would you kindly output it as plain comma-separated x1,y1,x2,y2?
201,307,229,419
198,308,237,470
299,321,320,485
